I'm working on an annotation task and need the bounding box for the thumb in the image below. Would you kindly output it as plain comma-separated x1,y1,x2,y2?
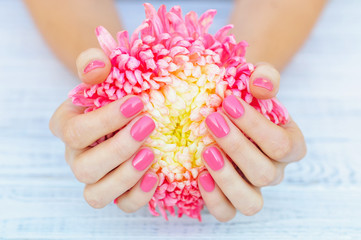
76,48,111,85
249,63,280,100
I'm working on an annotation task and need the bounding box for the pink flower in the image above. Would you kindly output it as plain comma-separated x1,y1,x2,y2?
69,3,289,221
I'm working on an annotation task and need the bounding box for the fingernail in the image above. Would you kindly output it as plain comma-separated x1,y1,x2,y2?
205,112,230,138
253,78,273,91
83,60,105,73
132,148,154,171
140,173,157,192
120,97,144,118
223,95,244,119
130,116,155,142
113,198,118,204
199,173,215,192
202,147,224,171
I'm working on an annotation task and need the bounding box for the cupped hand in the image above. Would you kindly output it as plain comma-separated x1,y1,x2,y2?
49,48,158,213
198,63,307,222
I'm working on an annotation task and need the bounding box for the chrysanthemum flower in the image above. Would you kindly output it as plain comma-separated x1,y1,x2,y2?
69,3,289,221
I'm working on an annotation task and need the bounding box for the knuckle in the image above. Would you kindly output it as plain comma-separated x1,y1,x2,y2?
110,135,134,160
227,139,243,156
253,165,278,187
212,207,236,223
72,159,98,184
217,170,235,188
272,172,285,186
63,120,83,149
271,133,292,160
214,214,235,223
48,115,57,135
296,141,307,162
83,188,105,209
118,198,142,213
242,197,264,216
64,147,74,165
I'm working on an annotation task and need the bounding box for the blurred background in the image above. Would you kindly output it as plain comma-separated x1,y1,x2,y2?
0,0,361,239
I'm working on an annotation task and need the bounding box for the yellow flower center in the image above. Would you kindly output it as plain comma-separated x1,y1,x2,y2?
143,62,223,182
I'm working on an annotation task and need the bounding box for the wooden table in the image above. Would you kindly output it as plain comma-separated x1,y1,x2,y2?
1,0,361,239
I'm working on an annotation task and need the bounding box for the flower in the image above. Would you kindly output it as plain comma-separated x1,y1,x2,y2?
69,3,289,221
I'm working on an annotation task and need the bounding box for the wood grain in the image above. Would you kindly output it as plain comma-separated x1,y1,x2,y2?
1,0,361,239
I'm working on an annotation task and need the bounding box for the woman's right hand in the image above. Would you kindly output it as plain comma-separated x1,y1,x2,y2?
49,48,159,213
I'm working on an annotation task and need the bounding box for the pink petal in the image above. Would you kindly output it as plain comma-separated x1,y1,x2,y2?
95,26,117,56
116,30,130,50
198,9,217,34
185,11,199,37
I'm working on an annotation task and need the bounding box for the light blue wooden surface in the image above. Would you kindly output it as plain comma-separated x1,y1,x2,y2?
1,0,361,239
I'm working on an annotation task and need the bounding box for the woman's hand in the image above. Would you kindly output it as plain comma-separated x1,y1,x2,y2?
49,48,158,213
198,63,307,222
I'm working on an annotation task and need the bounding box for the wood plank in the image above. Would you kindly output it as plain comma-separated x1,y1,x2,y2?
0,0,361,239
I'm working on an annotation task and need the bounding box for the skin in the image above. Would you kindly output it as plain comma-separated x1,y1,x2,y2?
24,0,122,73
230,0,328,71
26,0,325,221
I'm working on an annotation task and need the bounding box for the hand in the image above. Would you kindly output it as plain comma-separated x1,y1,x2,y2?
198,63,307,222
49,48,158,213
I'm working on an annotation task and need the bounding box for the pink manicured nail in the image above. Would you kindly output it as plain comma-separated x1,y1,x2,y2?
202,147,224,171
140,173,157,192
253,78,273,91
120,97,144,118
113,198,118,204
223,95,244,119
83,60,105,73
199,173,215,192
130,116,155,142
132,148,154,171
205,112,230,138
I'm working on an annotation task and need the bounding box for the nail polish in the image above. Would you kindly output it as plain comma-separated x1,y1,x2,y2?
130,116,155,142
120,97,144,118
223,95,244,119
202,147,224,171
205,112,230,138
199,173,215,192
132,148,154,171
253,78,273,91
113,198,118,204
140,173,157,192
83,60,105,73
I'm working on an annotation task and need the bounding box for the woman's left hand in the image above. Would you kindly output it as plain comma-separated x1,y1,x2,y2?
198,63,307,222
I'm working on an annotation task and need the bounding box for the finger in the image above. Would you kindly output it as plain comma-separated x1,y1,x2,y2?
83,148,156,209
70,115,155,184
64,145,85,166
205,112,278,187
222,95,306,162
202,146,264,216
269,162,288,186
115,171,158,213
249,63,280,99
49,98,85,138
51,95,144,149
76,48,111,85
198,171,236,222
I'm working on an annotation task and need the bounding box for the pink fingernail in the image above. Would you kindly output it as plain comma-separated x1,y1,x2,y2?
120,97,144,118
202,147,224,171
130,116,155,142
140,173,157,192
199,173,215,192
132,148,154,171
223,95,244,119
113,198,118,204
253,78,273,91
205,112,230,138
83,60,105,73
